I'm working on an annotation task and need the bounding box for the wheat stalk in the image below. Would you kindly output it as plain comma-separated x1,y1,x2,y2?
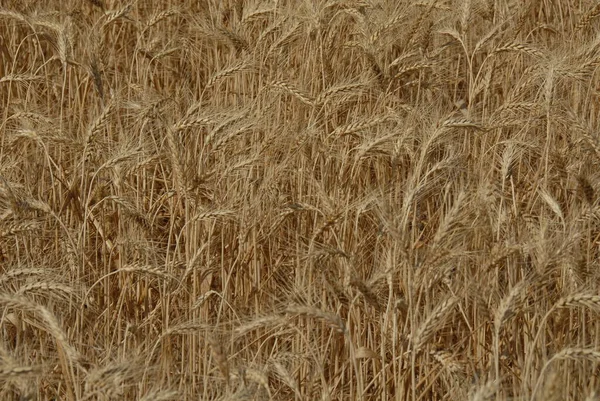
532,348,600,400
413,296,458,353
286,304,347,336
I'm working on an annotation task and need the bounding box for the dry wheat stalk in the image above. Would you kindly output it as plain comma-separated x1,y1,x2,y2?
575,3,600,31
213,123,255,151
208,335,230,386
16,282,77,300
269,80,315,106
315,82,371,106
526,292,600,383
173,116,214,131
265,21,301,57
83,360,136,400
554,293,600,311
139,390,180,401
0,268,47,283
192,290,219,309
2,1,600,399
494,280,528,333
552,348,600,362
240,367,271,399
218,28,249,52
532,348,600,400
494,43,545,58
0,74,41,85
0,294,82,366
106,195,153,232
413,296,458,352
255,15,287,47
234,314,284,338
115,264,177,282
394,63,433,79
0,364,40,380
349,278,382,312
102,4,133,28
468,380,498,401
270,361,301,398
205,62,252,91
145,321,212,375
286,304,347,335
242,7,275,24
0,8,30,24
577,175,595,206
430,349,463,374
333,115,394,137
145,9,179,30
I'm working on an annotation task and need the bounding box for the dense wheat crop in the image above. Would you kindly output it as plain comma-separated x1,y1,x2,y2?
1,0,600,399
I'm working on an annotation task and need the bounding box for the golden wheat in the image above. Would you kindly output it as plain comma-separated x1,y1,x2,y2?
2,0,600,399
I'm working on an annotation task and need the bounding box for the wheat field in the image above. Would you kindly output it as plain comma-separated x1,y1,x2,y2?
1,0,600,400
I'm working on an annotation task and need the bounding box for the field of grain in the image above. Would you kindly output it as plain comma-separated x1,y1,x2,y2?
1,0,600,400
